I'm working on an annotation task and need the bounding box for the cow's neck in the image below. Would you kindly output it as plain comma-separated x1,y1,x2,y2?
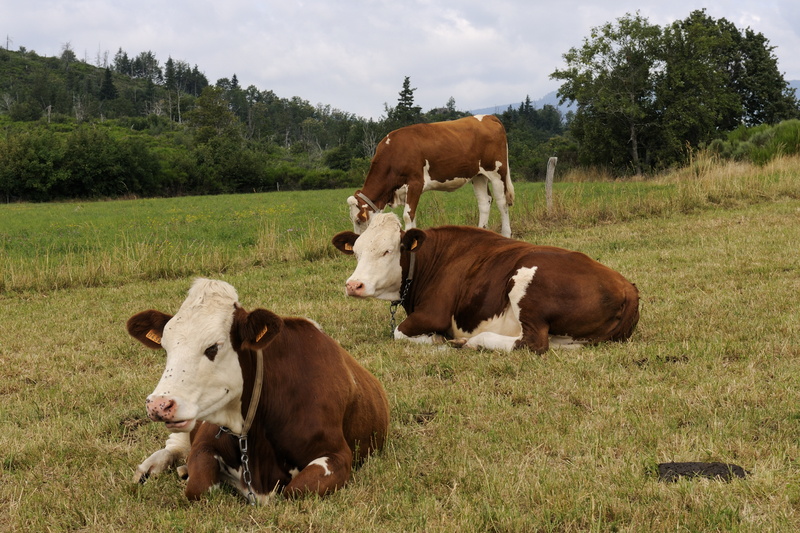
357,191,382,212
237,348,265,436
359,180,398,211
399,229,458,311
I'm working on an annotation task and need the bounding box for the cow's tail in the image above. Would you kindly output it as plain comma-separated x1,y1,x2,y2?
504,148,515,207
610,283,640,342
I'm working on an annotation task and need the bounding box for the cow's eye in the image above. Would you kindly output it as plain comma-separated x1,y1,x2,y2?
204,344,219,361
383,250,391,256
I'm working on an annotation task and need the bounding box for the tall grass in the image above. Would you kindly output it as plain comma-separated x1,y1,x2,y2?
2,155,799,293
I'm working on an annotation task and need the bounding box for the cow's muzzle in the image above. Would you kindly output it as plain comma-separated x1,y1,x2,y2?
345,280,366,297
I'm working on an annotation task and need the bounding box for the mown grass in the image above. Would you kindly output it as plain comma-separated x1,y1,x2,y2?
1,157,799,531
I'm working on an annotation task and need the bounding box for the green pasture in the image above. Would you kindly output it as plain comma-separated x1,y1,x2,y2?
1,163,799,531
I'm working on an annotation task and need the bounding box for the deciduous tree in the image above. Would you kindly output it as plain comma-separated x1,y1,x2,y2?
552,13,662,174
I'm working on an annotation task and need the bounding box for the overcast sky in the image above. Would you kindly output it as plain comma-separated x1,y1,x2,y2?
4,1,800,119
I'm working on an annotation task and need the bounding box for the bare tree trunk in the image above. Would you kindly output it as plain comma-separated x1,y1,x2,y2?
630,123,642,175
546,157,557,214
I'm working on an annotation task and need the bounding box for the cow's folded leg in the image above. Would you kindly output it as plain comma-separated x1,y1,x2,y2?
394,327,446,344
283,452,352,498
514,323,551,354
464,332,519,351
184,450,222,500
395,314,449,345
133,432,190,483
447,338,468,348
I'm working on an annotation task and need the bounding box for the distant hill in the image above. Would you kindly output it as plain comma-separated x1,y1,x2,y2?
474,80,800,116
471,90,574,116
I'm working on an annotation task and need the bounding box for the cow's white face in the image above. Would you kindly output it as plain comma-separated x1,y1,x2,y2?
344,213,404,300
346,195,370,234
146,280,244,433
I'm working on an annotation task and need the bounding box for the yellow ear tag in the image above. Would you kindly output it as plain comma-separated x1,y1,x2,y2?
255,325,269,343
410,239,419,251
145,330,162,344
345,243,353,251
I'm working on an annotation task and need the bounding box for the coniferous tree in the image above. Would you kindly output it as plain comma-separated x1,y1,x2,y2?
99,68,117,100
385,76,422,128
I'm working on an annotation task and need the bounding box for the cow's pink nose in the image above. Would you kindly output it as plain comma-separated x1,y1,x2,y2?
146,396,177,422
346,280,365,297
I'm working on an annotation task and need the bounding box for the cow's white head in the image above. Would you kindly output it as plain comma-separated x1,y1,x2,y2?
332,213,424,301
127,278,282,435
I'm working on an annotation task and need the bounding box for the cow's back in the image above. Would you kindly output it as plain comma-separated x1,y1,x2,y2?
407,226,638,346
265,318,389,460
509,247,640,343
374,116,508,179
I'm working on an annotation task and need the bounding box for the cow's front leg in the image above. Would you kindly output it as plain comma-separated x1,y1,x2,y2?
134,432,190,483
394,327,446,344
283,451,352,498
395,314,449,344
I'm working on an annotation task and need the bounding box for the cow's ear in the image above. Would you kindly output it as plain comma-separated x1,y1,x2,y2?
127,310,173,349
401,228,426,252
237,308,283,350
332,231,358,255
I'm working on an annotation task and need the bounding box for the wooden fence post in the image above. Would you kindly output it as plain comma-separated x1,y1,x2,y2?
546,157,557,214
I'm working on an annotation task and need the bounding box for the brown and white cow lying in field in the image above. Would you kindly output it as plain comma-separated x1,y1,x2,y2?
332,214,639,353
348,114,514,238
127,278,389,502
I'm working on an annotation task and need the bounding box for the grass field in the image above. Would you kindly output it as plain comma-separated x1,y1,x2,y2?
1,158,799,531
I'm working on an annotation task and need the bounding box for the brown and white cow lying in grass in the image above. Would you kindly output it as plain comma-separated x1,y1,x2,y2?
333,213,639,353
127,278,389,503
347,114,514,237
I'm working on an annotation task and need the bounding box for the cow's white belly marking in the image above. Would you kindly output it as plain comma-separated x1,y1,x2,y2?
451,306,520,339
422,160,470,192
453,266,539,351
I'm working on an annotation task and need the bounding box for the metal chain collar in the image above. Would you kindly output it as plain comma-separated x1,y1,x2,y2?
389,252,416,335
215,348,264,506
214,428,257,505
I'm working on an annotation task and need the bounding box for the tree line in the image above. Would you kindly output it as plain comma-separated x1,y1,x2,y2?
1,8,797,202
552,9,799,173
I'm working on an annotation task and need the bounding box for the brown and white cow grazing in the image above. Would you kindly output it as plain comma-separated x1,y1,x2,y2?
332,214,639,353
126,278,389,503
348,114,514,238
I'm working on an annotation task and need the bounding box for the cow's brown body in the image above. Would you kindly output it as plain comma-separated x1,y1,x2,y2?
333,215,639,353
128,279,389,502
348,115,514,237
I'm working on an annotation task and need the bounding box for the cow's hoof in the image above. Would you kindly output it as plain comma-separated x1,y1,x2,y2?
447,338,468,349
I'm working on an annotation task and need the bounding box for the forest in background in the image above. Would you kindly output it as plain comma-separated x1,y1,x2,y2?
1,9,798,202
